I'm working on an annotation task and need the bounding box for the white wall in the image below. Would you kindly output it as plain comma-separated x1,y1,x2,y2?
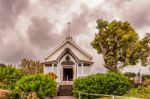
77,66,82,77
44,66,52,74
83,66,91,76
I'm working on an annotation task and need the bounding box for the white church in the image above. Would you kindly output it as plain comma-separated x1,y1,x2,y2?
42,36,93,84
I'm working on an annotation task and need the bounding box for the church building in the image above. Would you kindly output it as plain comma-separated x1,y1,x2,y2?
42,36,93,84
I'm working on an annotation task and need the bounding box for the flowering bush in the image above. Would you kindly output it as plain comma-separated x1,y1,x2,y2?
47,72,57,79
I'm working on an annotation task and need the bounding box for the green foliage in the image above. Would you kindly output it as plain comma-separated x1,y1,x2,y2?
19,58,43,74
136,33,150,66
73,72,132,99
143,74,150,80
125,86,150,98
15,74,56,98
124,72,136,77
0,65,25,90
91,19,150,72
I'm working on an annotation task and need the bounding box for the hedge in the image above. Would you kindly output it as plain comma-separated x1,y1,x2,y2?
14,74,57,98
73,72,132,99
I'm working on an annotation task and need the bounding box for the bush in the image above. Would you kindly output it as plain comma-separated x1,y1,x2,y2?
124,85,150,98
73,72,132,99
47,72,57,79
15,74,56,98
124,72,136,77
143,74,150,80
0,65,25,90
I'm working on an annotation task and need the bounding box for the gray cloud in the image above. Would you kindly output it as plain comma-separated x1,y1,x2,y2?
123,1,150,28
45,0,71,6
27,16,63,49
0,0,150,73
0,30,36,64
61,4,110,37
106,0,150,28
0,0,29,29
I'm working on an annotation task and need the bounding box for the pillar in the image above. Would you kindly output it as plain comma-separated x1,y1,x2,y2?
82,62,84,76
52,62,54,72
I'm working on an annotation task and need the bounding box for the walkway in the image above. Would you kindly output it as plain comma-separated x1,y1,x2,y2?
53,96,76,99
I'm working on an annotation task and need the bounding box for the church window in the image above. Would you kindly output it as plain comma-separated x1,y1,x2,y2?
83,63,90,66
45,63,52,66
78,63,81,66
54,63,57,67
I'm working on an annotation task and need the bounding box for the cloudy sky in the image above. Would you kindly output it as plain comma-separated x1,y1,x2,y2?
0,0,150,73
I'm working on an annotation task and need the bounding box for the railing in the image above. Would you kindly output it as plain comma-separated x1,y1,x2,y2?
78,91,144,99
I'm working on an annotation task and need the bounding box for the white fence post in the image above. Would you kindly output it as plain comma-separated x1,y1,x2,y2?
112,95,115,99
79,92,81,99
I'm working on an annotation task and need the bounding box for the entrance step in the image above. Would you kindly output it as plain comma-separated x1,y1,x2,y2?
53,96,76,99
58,85,73,96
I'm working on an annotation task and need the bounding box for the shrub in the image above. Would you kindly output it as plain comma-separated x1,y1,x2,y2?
73,72,132,99
125,85,150,98
124,72,136,77
47,72,57,79
143,74,150,80
0,65,25,90
15,74,56,98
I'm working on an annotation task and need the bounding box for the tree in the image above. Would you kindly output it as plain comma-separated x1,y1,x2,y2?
19,58,43,74
138,33,150,66
91,19,150,72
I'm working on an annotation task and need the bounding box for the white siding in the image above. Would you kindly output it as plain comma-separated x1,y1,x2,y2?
83,66,91,76
44,66,52,74
77,66,82,77
53,66,57,74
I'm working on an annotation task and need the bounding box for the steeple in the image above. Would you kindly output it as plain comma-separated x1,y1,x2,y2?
66,22,73,40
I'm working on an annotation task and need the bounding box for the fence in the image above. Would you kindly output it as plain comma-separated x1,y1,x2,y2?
78,91,144,99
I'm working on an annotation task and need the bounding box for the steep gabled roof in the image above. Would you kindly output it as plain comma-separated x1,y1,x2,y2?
56,48,79,62
43,37,93,62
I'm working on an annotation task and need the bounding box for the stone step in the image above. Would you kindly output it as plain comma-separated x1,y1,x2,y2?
53,96,76,99
58,85,73,96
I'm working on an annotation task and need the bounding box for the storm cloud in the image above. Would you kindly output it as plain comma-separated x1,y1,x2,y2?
27,16,63,49
0,0,150,73
0,0,29,29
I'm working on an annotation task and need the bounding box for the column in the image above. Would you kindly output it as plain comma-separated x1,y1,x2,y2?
76,63,78,78
52,62,54,72
57,62,61,82
76,63,79,78
43,64,45,74
82,62,84,76
74,63,76,79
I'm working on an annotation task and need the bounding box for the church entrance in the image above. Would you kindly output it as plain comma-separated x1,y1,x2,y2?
63,68,73,81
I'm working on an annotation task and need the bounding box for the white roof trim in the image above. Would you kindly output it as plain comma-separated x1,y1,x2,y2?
44,39,93,60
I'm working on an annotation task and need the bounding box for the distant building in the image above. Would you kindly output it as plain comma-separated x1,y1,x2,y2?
41,36,93,84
